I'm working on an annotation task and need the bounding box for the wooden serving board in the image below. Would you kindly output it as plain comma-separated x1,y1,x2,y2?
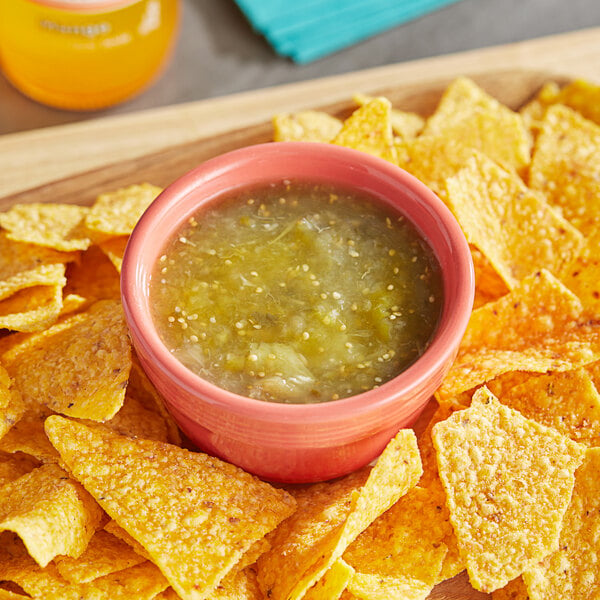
1,27,599,600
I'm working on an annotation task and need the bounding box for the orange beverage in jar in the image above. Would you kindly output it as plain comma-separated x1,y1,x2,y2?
0,0,179,110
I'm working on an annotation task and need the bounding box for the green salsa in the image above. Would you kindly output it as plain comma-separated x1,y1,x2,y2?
151,181,443,403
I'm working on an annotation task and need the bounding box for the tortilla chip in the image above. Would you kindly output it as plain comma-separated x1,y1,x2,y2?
0,408,59,463
0,203,91,251
433,387,585,592
258,430,421,600
519,81,561,133
522,447,600,599
491,577,529,600
303,560,354,600
495,369,600,443
347,572,432,600
470,246,510,309
0,388,26,443
205,565,264,600
560,226,600,315
98,236,128,273
273,111,342,143
44,416,296,600
439,270,600,400
0,284,64,333
4,300,131,421
332,98,397,163
344,485,446,587
0,463,103,567
85,184,162,238
445,153,584,289
0,451,39,487
54,530,146,584
528,104,600,235
63,245,121,307
104,519,151,560
423,77,531,173
0,588,28,599
353,94,424,139
0,534,169,600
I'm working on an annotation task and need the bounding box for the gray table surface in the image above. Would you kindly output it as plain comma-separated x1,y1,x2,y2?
1,0,599,136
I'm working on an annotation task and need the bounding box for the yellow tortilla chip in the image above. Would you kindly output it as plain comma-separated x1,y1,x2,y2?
0,283,64,333
529,104,600,235
0,463,103,567
344,485,447,588
258,430,422,600
85,184,162,238
347,572,432,600
273,111,342,143
433,387,585,592
519,81,561,134
0,451,39,487
44,416,296,600
491,577,529,600
104,519,151,560
470,245,510,309
560,226,600,315
98,236,128,273
353,93,424,139
0,203,91,251
63,245,121,307
304,559,354,600
4,300,131,422
439,270,600,400
0,388,26,443
496,369,600,444
54,530,146,584
206,565,263,600
423,77,532,173
0,534,169,600
522,447,600,599
332,98,397,163
0,408,59,463
445,153,584,289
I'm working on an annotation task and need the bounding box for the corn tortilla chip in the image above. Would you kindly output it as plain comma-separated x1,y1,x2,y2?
4,300,130,421
433,387,585,592
262,430,422,600
0,463,103,567
63,245,121,307
303,559,354,600
495,369,600,443
0,283,64,333
0,203,91,251
273,111,342,143
522,446,600,599
347,572,432,600
353,93,424,139
470,246,510,309
0,408,59,463
44,416,296,600
491,577,529,600
439,270,600,399
54,530,146,584
0,388,26,443
528,104,600,235
86,184,162,238
98,236,128,273
423,77,531,173
0,451,39,487
332,98,397,164
0,534,169,600
445,153,584,289
104,519,151,560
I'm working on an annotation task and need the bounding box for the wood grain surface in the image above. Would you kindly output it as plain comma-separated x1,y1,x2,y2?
0,26,599,200
1,27,599,600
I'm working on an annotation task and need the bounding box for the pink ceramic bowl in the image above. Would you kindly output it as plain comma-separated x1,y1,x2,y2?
121,142,474,483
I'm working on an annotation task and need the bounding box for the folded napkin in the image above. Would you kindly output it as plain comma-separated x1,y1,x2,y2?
235,0,463,63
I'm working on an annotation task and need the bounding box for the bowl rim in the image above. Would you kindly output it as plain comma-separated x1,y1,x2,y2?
121,141,474,428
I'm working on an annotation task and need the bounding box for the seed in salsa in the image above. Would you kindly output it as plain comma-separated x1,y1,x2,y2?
151,181,443,403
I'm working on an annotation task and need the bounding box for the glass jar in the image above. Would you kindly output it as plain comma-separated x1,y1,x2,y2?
0,0,179,110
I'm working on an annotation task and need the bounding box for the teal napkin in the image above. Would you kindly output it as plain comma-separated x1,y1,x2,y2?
234,0,464,63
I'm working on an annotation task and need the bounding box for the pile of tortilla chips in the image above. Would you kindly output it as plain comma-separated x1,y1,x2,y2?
0,76,599,600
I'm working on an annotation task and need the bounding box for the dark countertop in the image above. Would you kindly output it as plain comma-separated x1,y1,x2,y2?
1,0,599,136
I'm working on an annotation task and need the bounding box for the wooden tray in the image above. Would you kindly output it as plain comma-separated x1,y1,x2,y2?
1,27,599,600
